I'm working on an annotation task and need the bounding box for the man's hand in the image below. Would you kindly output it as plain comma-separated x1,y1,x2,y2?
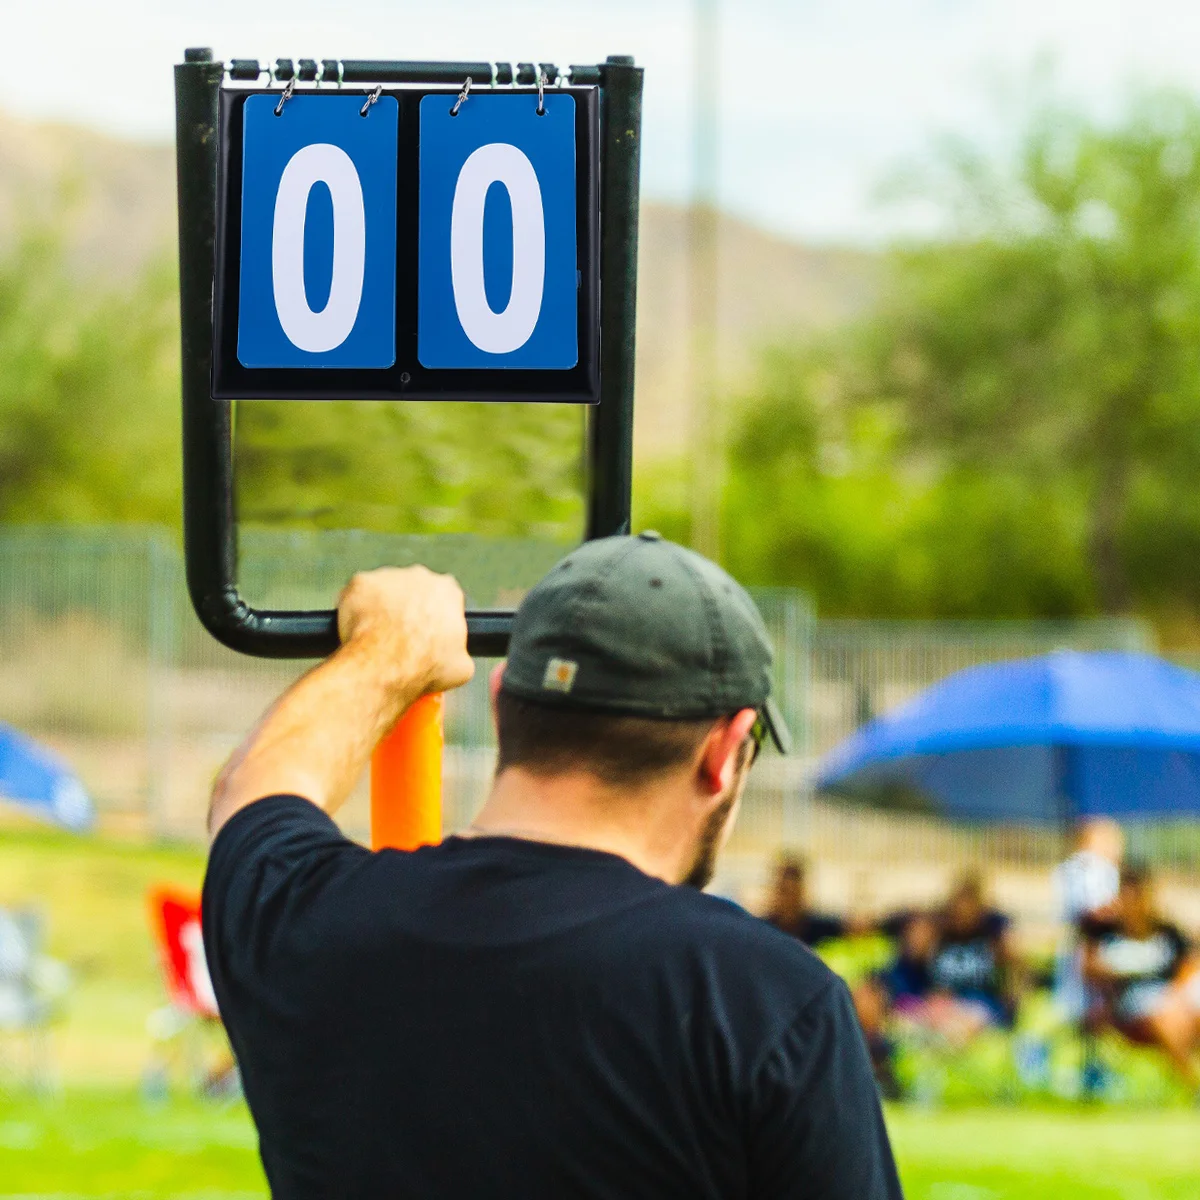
337,567,475,698
209,567,474,839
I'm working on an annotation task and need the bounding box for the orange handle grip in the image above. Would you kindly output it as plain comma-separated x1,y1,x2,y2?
370,693,444,851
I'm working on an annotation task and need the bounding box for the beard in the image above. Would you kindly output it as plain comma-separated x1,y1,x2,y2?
682,738,753,890
682,789,738,890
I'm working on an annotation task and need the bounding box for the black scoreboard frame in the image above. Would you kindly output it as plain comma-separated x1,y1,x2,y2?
175,52,643,659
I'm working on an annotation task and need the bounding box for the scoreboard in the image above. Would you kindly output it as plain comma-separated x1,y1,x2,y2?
212,84,599,402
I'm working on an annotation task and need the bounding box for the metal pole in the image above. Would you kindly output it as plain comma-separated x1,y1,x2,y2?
586,56,644,541
688,0,722,560
175,49,237,640
371,694,445,850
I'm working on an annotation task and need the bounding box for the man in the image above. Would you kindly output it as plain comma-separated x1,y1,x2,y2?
923,871,1019,1040
1055,818,1124,927
202,533,902,1199
763,854,851,949
853,910,938,1097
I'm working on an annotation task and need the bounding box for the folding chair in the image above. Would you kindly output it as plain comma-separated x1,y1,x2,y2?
145,887,237,1099
0,905,70,1092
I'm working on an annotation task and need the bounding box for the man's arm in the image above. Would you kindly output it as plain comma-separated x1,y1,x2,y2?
208,566,474,839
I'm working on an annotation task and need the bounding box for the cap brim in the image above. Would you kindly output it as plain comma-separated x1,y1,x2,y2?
762,697,792,755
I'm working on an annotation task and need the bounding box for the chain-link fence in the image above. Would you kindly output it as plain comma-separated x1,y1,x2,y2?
2,527,1195,928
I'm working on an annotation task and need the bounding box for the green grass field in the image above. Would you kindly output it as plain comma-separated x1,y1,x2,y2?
2,1093,1197,1199
1,826,1197,1198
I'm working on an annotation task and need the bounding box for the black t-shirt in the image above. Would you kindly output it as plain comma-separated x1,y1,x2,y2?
1082,918,1190,994
929,911,1010,1000
765,910,847,948
878,956,933,1002
203,796,902,1200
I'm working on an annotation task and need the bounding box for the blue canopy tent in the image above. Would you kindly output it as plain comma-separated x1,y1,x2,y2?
0,722,94,833
816,651,1200,823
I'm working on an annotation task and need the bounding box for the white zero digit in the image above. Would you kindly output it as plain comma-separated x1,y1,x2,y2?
272,143,366,353
450,142,546,354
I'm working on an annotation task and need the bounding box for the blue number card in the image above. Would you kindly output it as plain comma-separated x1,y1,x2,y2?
418,93,578,369
238,94,398,369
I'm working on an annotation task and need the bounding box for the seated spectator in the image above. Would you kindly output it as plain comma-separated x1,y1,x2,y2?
858,874,1018,1064
850,875,1020,1098
853,911,938,1097
922,871,1018,1040
1082,863,1200,1091
877,911,938,1017
763,854,853,949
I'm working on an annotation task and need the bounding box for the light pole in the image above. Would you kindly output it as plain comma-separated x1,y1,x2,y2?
689,0,721,560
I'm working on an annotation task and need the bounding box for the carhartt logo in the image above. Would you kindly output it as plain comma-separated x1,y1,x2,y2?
543,657,578,694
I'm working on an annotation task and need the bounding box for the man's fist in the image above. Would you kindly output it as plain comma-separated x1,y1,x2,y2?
337,567,475,697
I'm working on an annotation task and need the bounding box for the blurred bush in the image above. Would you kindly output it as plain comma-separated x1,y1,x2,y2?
642,90,1200,628
0,219,586,547
0,230,180,525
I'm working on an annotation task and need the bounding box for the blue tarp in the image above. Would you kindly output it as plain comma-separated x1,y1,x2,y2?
0,723,93,832
816,651,1200,823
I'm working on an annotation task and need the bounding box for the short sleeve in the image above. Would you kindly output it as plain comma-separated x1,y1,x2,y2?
746,979,903,1200
201,795,369,1020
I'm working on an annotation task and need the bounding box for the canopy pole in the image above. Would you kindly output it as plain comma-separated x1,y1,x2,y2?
370,694,444,851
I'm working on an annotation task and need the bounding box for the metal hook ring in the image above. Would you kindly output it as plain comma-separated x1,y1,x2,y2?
537,70,546,116
360,84,383,117
449,76,473,117
274,75,296,117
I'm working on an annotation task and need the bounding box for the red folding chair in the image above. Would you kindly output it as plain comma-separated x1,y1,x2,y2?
148,887,219,1019
145,886,235,1098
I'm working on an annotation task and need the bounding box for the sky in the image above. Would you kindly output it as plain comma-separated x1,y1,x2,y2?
7,0,1200,243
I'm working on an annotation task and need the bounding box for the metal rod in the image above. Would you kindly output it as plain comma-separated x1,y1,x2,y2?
218,59,601,87
568,65,603,85
586,56,643,541
340,60,496,84
176,48,240,645
228,59,262,81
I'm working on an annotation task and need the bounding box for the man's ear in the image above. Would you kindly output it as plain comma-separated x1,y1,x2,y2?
698,708,757,796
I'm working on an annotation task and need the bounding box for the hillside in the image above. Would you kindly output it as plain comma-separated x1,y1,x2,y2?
0,111,877,461
0,115,176,280
635,206,876,457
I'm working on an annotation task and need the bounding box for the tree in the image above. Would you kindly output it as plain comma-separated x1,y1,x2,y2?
700,90,1200,622
867,91,1200,614
0,231,181,525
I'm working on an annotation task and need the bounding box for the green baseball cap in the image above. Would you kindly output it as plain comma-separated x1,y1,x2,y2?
501,532,791,753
